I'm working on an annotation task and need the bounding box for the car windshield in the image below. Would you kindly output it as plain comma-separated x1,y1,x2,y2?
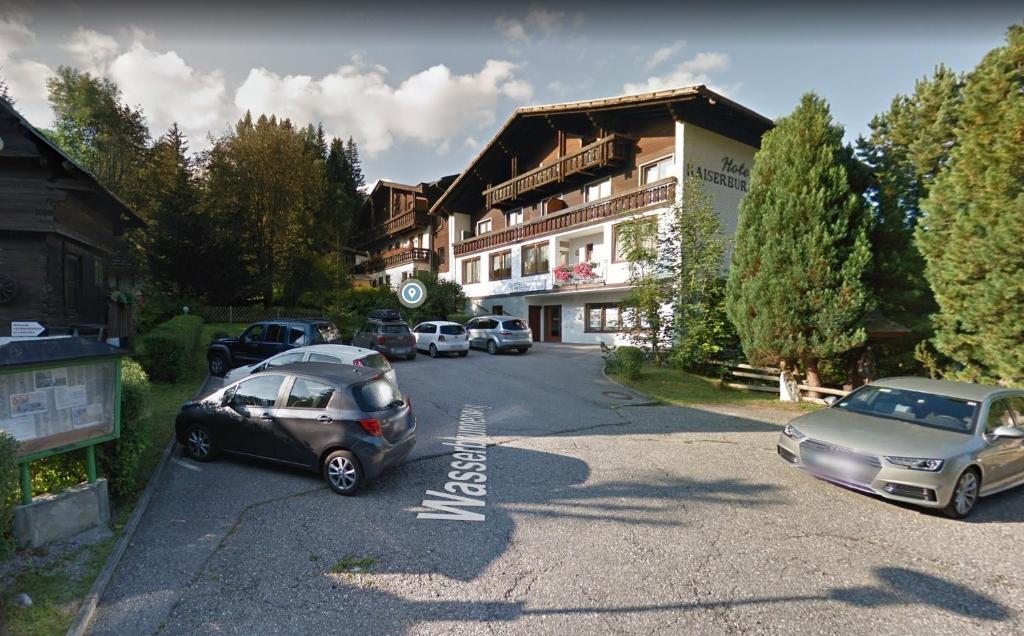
440,325,465,335
381,324,410,334
353,378,402,412
502,319,528,331
834,386,979,433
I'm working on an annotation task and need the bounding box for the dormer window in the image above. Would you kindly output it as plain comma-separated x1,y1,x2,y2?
505,208,524,227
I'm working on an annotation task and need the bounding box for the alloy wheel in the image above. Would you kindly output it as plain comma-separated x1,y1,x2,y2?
429,344,438,358
328,455,358,491
209,356,225,375
954,471,978,516
187,429,210,459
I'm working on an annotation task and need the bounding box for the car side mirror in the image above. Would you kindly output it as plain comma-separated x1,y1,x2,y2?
824,396,838,407
992,425,1024,439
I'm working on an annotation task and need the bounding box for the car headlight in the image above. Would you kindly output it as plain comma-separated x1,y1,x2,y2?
885,456,945,472
782,424,806,440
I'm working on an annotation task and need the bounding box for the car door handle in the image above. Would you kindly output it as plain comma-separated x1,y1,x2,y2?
317,415,333,424
259,412,273,421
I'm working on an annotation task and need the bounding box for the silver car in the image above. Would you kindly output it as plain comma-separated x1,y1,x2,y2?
223,344,398,388
777,377,1024,518
465,315,532,355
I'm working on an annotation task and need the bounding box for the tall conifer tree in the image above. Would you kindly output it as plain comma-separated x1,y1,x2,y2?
726,93,873,387
917,25,1024,385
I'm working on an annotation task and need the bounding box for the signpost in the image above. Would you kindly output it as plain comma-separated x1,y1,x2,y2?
11,321,46,337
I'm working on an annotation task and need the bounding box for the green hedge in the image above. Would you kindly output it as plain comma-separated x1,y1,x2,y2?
96,359,151,499
0,431,18,558
137,315,204,382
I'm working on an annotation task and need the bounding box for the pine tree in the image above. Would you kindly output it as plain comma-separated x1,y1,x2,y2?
0,76,13,105
345,136,365,192
857,67,963,341
725,93,874,387
917,24,1024,386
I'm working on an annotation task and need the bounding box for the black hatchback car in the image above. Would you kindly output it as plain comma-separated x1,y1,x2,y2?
175,363,416,494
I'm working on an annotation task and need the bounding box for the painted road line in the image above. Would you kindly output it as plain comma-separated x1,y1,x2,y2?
417,404,490,521
172,457,202,472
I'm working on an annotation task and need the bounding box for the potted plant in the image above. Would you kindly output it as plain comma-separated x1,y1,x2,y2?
552,263,573,283
573,261,597,281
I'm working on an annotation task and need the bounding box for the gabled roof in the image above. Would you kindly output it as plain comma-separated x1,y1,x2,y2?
0,99,145,228
430,84,773,216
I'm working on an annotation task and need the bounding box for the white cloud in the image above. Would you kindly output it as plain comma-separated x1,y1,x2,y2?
644,40,685,71
495,4,567,46
0,13,53,126
234,57,533,156
624,52,732,95
63,29,120,74
106,42,231,140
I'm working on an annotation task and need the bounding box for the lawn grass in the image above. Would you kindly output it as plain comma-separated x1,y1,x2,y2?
3,321,246,634
611,363,819,412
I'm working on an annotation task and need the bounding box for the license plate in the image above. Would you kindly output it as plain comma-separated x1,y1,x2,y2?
808,453,859,474
392,347,409,355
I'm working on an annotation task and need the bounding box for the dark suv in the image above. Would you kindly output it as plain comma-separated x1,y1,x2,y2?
207,319,342,376
351,310,416,360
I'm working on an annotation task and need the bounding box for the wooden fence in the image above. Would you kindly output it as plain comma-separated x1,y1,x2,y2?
711,360,850,404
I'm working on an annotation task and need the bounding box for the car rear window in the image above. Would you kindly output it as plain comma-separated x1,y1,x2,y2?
502,319,528,331
836,386,979,433
440,325,465,335
381,324,411,335
358,353,392,371
352,378,402,412
313,323,342,344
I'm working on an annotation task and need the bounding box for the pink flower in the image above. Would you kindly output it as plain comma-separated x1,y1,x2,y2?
573,262,595,279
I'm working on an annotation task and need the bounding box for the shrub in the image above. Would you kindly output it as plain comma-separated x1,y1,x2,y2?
0,431,19,558
137,314,204,382
324,287,401,343
446,313,471,325
97,359,152,499
601,342,644,380
616,346,645,380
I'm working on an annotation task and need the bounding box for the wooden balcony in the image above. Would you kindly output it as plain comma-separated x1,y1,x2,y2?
455,177,676,257
483,134,634,209
382,208,429,236
353,247,434,274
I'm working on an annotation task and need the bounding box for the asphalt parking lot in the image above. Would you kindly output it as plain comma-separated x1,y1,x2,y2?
90,344,1024,634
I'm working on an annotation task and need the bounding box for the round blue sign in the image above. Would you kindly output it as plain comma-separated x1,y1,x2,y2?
398,279,427,308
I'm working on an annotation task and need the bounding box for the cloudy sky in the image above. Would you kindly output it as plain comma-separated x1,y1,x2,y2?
1,1,1019,185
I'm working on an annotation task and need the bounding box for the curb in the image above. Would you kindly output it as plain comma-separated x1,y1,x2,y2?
66,374,214,636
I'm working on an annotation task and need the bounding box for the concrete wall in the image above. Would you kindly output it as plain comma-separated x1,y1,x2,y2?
14,478,110,549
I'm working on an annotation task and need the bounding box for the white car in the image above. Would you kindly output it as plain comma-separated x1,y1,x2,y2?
222,344,398,387
412,321,470,358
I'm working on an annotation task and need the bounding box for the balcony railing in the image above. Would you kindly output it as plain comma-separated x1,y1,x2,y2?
455,177,676,257
353,247,433,274
551,260,607,288
483,134,634,209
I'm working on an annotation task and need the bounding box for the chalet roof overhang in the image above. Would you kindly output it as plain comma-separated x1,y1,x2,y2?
429,85,773,218
0,100,146,231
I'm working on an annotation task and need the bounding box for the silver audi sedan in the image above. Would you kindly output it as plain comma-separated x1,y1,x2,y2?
777,377,1024,518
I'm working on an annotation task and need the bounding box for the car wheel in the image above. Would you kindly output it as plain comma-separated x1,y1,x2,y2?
406,351,417,361
208,353,228,377
487,340,498,355
429,344,439,358
323,450,363,495
517,347,529,354
184,424,217,462
458,350,468,357
943,468,980,519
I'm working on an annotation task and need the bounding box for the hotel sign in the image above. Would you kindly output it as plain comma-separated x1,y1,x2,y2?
688,156,750,193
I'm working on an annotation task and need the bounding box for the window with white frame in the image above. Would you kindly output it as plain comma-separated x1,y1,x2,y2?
477,218,492,234
505,208,524,226
585,178,612,202
641,155,675,185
